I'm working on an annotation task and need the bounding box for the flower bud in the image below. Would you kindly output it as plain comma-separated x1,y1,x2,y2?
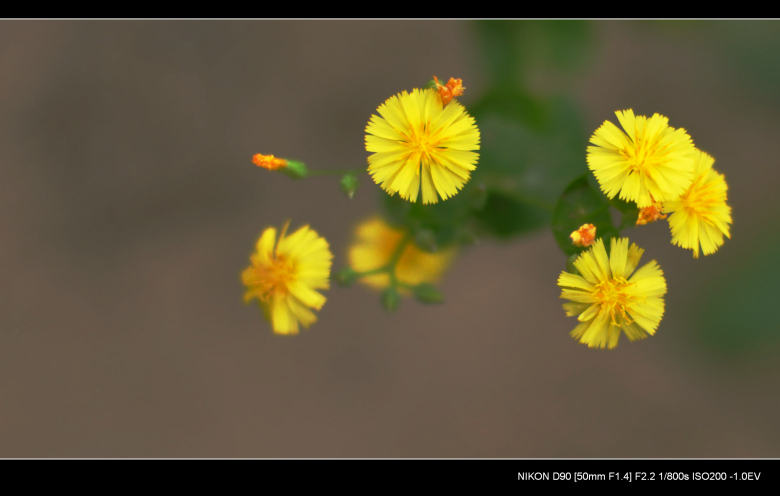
570,224,596,248
279,160,309,180
381,287,401,313
413,283,444,304
335,267,358,287
339,172,359,199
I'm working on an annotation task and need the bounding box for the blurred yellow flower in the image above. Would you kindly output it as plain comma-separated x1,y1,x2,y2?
365,88,480,204
348,217,456,293
664,149,732,258
242,221,332,335
587,109,695,208
558,238,666,349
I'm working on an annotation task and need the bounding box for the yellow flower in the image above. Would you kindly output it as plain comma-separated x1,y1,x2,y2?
663,149,732,258
348,217,456,293
365,88,480,204
252,153,287,170
558,238,667,349
636,202,667,226
242,221,333,335
433,75,465,106
570,223,597,248
587,109,695,208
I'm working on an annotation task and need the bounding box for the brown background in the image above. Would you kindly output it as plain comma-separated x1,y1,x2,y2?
0,21,778,457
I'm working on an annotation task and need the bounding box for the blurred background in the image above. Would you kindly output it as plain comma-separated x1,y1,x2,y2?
1,20,778,457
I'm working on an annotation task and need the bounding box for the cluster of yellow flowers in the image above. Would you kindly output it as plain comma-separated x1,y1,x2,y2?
587,110,732,258
244,77,473,335
241,82,733,352
558,110,733,349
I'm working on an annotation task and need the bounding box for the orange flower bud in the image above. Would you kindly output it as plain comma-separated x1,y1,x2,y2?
636,202,667,226
570,224,597,248
433,75,465,106
252,153,288,171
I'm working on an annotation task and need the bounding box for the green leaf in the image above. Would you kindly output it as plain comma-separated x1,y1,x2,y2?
618,209,640,230
565,253,580,275
475,192,550,239
467,183,488,211
585,173,640,231
605,194,637,227
472,97,588,212
470,87,548,131
552,175,617,256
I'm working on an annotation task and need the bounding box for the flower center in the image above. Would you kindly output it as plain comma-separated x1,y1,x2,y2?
404,124,443,164
682,177,722,219
624,133,668,174
253,255,295,300
592,277,637,325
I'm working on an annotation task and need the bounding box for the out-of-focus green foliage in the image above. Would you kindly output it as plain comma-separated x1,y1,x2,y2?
470,97,588,238
695,235,780,354
608,196,641,231
474,20,594,89
475,192,549,238
716,22,780,106
382,187,474,250
463,21,595,245
472,97,587,200
587,172,640,230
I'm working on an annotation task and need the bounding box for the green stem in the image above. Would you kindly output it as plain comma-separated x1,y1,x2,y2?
352,233,412,287
388,233,411,266
308,168,363,176
386,234,411,288
354,267,386,278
